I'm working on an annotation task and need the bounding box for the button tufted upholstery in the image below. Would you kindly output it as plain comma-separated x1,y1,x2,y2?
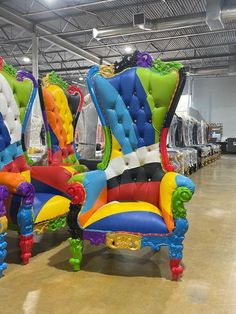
0,71,33,123
0,74,28,172
75,64,187,235
42,84,84,167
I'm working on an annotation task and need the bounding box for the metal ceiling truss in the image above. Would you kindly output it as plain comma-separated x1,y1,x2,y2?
0,0,235,77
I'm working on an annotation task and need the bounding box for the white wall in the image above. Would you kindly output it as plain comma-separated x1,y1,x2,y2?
192,76,236,138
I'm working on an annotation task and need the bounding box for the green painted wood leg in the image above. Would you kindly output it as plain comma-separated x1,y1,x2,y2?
68,238,83,271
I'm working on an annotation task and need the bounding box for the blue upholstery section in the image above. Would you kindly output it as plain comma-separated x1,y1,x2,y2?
33,193,55,219
176,174,195,193
0,141,23,170
0,113,11,152
94,74,138,154
108,68,155,147
31,178,67,197
79,170,107,216
49,125,60,153
87,211,169,234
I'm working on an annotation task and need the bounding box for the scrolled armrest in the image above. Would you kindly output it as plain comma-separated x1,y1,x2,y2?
172,186,193,219
67,182,85,205
68,170,107,227
0,185,8,234
0,173,35,205
160,172,195,232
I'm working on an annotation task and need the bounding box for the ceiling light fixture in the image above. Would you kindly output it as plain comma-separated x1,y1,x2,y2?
22,56,31,63
124,46,133,53
79,77,84,81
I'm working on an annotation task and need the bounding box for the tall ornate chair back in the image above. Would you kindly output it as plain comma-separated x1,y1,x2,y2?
40,72,84,169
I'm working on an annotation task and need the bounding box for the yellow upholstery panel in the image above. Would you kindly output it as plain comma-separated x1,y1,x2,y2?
83,201,163,228
46,84,73,145
110,135,123,160
159,172,177,232
34,195,70,223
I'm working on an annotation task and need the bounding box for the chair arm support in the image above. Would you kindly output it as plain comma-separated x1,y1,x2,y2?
172,186,193,219
0,185,9,234
0,173,35,205
68,170,107,223
160,172,195,231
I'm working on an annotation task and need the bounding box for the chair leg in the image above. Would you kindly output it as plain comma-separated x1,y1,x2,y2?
0,231,7,277
168,218,188,281
169,258,184,281
68,238,83,271
67,203,83,271
17,204,34,264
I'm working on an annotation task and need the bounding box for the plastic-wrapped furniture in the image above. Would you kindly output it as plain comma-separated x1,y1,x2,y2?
40,72,87,171
67,53,195,280
0,57,82,267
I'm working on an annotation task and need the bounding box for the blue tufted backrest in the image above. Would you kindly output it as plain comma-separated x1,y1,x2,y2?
87,64,186,206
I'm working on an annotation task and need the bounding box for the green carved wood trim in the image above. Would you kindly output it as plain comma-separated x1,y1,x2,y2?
172,187,193,219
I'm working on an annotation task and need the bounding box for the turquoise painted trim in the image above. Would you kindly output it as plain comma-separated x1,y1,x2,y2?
87,66,107,126
175,174,195,193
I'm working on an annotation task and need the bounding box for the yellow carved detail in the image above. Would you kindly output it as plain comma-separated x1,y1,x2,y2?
100,65,114,78
33,222,48,234
0,216,8,233
106,233,141,250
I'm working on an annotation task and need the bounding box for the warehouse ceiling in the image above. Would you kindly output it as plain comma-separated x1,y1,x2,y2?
0,0,236,84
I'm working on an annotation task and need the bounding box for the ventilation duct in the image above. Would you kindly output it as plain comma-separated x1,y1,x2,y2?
93,2,236,39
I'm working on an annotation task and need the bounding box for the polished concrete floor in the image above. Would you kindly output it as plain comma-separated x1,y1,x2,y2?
0,155,236,314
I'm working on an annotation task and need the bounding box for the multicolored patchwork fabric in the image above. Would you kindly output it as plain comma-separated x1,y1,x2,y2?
70,57,187,234
0,60,75,227
41,72,85,169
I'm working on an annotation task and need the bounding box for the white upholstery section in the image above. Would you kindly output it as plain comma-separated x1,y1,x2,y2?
0,73,21,143
105,143,161,180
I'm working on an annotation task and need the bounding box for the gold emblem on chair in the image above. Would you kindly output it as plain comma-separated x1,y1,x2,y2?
106,233,141,250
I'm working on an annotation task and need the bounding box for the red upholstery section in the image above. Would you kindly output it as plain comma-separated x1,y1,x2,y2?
30,166,74,194
107,182,160,207
2,155,29,173
51,143,75,165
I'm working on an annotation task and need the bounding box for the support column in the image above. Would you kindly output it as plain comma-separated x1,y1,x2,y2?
32,34,38,80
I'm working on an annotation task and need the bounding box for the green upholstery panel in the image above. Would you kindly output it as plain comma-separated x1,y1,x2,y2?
0,70,33,123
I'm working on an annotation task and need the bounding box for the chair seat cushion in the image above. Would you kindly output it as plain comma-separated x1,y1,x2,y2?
84,201,169,234
33,193,70,224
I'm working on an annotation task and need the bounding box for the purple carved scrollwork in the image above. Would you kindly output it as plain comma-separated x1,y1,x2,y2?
137,52,153,68
16,70,37,88
17,182,35,205
83,230,106,246
0,186,8,217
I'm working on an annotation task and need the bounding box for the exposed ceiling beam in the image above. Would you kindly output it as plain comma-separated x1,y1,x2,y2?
22,0,161,19
98,41,234,59
39,66,91,74
0,5,106,65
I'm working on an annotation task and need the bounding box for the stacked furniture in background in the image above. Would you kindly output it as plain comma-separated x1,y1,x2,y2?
168,113,220,174
0,58,86,277
66,52,195,280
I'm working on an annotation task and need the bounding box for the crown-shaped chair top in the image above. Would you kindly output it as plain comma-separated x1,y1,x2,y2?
87,51,186,172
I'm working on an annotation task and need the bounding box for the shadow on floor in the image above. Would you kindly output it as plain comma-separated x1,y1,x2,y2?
6,229,69,264
48,242,171,279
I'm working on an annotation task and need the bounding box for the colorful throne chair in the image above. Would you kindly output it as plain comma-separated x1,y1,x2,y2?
40,72,87,172
0,58,83,271
67,53,195,280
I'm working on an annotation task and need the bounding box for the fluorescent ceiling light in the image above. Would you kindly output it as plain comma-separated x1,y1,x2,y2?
79,77,84,81
93,28,98,38
124,46,133,53
22,56,31,63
